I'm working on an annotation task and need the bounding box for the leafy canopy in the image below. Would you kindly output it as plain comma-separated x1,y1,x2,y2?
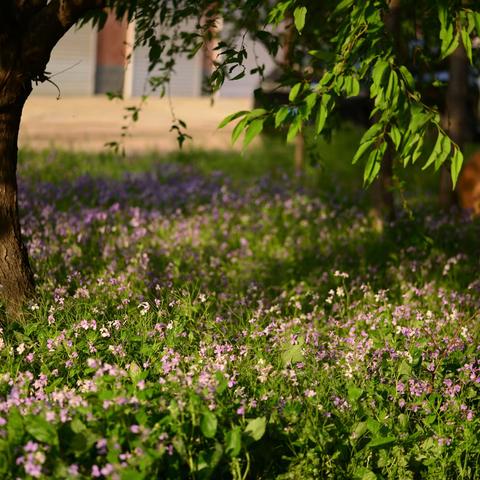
89,0,480,186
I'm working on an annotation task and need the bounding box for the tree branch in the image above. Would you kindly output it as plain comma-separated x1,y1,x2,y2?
21,0,105,80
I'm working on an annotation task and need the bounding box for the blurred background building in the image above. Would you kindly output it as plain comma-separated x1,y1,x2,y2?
32,14,275,99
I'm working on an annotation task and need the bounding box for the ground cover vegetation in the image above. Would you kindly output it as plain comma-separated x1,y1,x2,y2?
0,145,478,478
1,1,480,478
1,0,480,309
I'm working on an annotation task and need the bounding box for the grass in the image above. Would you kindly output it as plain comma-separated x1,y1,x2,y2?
0,136,478,478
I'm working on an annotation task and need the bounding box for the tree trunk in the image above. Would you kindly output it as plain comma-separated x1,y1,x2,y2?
440,42,468,209
379,143,396,222
374,0,402,221
0,0,106,315
0,98,35,314
294,132,305,178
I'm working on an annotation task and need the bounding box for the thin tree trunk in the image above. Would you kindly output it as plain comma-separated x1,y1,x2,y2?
0,98,35,314
372,0,402,221
440,42,468,209
283,15,305,176
379,143,396,222
294,132,305,178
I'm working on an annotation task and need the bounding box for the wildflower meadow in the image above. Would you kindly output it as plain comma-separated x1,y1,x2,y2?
0,145,479,479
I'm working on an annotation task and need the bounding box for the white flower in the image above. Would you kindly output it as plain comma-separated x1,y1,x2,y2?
100,327,110,338
460,326,470,340
16,343,26,355
138,302,150,315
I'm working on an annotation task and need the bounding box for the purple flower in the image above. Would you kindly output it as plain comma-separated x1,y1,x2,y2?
24,441,38,453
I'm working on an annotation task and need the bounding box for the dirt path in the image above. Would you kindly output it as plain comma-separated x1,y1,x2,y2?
20,96,252,153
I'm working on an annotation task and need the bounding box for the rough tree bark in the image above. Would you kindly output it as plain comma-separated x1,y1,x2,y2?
0,94,35,313
440,42,468,209
0,0,104,314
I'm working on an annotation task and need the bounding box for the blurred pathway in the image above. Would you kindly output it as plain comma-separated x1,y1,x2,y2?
20,96,252,153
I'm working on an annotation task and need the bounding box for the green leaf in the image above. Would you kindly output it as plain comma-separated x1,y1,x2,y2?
70,418,86,434
443,32,459,59
244,417,266,441
173,435,187,458
275,106,290,128
7,408,24,445
316,94,332,134
354,468,378,480
333,0,354,15
362,122,383,143
399,66,415,90
128,361,142,382
371,59,389,89
71,429,97,455
26,415,58,446
243,119,264,148
451,147,463,188
412,136,424,163
287,116,302,142
218,111,249,129
474,12,480,36
200,411,218,439
366,436,396,448
423,131,443,171
246,108,267,120
352,139,374,165
294,7,307,33
424,413,436,425
398,360,411,376
438,6,459,58
366,417,381,434
215,371,228,394
348,386,364,403
281,343,304,365
344,76,360,97
226,427,242,457
364,150,382,186
434,134,451,172
385,70,399,102
304,92,318,116
388,126,402,150
231,117,248,144
289,82,303,102
461,28,472,64
398,413,409,430
351,422,368,442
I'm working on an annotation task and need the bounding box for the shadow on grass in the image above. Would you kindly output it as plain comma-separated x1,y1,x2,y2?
18,145,480,306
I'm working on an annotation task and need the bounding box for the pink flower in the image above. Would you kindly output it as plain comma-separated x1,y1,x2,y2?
68,464,79,476
101,463,114,476
24,461,42,478
24,441,39,453
130,424,141,434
